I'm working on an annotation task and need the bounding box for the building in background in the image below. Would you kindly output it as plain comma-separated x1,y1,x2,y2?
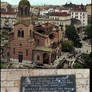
86,4,92,24
86,4,92,16
0,12,17,29
36,12,71,31
0,2,14,12
71,9,88,27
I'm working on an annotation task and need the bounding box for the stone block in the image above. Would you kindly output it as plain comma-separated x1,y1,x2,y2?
29,69,57,76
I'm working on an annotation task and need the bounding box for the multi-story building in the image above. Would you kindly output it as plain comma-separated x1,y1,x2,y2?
0,2,13,12
40,8,54,16
36,12,71,31
86,4,92,23
0,12,17,29
30,6,40,16
9,0,62,65
59,8,70,14
86,4,92,16
71,9,88,27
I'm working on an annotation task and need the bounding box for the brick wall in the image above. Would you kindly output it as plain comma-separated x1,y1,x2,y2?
9,23,35,62
33,33,47,47
10,39,34,61
1,69,90,92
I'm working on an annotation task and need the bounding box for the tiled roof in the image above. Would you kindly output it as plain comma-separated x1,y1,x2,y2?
35,23,57,36
0,12,17,15
71,9,86,12
49,12,70,16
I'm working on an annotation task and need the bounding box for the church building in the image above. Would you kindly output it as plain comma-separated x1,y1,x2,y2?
9,0,62,65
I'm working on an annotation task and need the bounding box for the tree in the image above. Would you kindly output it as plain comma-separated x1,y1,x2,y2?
65,25,82,48
62,40,74,52
74,63,84,68
82,54,92,68
88,18,92,25
84,25,92,38
85,25,92,56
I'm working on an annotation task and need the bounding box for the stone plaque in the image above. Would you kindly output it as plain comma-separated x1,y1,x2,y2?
21,75,76,92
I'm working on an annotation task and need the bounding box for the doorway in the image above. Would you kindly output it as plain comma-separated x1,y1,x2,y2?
18,54,23,63
43,53,49,64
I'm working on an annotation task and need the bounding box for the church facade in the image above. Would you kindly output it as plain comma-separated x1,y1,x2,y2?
9,0,62,65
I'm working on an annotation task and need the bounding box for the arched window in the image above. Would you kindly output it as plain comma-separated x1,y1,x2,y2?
13,48,15,55
25,7,28,16
20,8,23,16
21,31,24,37
18,29,24,38
18,30,21,37
30,30,31,37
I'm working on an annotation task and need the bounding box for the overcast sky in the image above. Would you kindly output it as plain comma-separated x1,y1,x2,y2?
1,0,91,5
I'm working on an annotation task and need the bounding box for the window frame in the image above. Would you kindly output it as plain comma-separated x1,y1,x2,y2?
17,29,24,38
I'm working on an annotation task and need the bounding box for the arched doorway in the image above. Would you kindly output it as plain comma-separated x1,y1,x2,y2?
18,52,23,63
43,53,49,64
51,51,56,63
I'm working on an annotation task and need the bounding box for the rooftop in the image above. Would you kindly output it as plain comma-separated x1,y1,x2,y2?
49,12,70,16
71,8,86,12
0,12,16,15
33,46,52,52
35,23,58,35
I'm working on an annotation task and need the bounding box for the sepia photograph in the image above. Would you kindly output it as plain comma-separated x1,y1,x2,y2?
0,0,92,69
0,0,91,92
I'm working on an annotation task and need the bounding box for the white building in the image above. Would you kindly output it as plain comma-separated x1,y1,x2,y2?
30,7,40,16
71,9,88,27
36,12,71,31
59,8,70,14
40,8,54,16
0,12,17,29
1,2,13,12
48,12,71,30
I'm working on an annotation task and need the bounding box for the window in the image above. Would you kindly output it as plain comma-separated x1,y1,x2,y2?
30,30,31,37
83,16,85,18
37,55,40,60
75,12,78,15
83,13,85,17
75,16,78,18
18,30,21,37
13,48,15,55
26,49,28,56
80,13,82,15
83,20,85,22
20,8,23,15
22,31,24,37
37,39,40,45
18,29,24,38
19,43,22,46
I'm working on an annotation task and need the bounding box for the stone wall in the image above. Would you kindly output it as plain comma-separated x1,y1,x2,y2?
1,69,90,92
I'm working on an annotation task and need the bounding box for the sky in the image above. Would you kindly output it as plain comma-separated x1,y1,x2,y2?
1,0,91,5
